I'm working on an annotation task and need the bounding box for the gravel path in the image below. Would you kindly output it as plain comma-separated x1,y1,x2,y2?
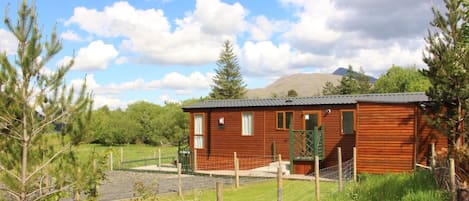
97,171,269,201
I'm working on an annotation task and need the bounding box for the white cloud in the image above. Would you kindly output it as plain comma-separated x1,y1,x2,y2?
193,0,247,35
241,41,334,77
60,40,118,71
65,0,248,66
0,29,17,55
282,0,343,53
147,71,213,95
93,95,127,110
60,30,83,41
159,94,180,104
248,16,288,41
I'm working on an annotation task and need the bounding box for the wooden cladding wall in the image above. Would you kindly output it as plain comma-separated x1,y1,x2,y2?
416,112,448,166
356,103,416,174
188,105,356,171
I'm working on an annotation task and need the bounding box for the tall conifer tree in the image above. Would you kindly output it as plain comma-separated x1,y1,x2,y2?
0,1,100,200
209,40,246,99
422,0,469,153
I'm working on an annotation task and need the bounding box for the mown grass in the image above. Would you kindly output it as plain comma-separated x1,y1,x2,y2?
150,170,447,201
156,179,338,201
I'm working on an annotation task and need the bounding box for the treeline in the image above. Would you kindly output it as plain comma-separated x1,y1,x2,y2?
88,99,203,146
322,65,431,95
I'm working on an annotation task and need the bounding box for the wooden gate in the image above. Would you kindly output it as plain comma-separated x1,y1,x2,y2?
289,126,325,174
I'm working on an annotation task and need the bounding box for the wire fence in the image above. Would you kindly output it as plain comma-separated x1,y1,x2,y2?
100,147,356,201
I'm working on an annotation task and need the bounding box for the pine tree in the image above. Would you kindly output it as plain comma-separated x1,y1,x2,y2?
0,1,100,200
422,0,469,153
337,65,360,94
356,67,372,94
209,40,246,99
322,81,338,95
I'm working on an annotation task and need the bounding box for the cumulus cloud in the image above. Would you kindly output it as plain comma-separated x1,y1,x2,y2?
0,29,17,55
147,71,213,95
60,30,83,41
65,0,247,65
241,41,334,77
248,16,289,41
281,0,343,54
59,40,118,71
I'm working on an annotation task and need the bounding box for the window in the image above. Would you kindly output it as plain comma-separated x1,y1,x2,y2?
276,111,293,129
341,110,355,134
242,112,253,136
194,114,203,148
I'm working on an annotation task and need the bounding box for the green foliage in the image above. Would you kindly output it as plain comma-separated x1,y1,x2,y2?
322,65,372,95
287,89,298,97
374,65,431,93
324,171,448,201
0,1,103,200
90,100,192,146
209,40,247,99
322,81,339,95
422,0,469,151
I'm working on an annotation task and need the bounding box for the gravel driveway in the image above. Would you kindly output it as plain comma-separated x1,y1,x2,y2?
97,171,269,201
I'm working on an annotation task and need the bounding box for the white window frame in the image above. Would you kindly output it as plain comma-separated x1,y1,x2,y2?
242,112,253,136
194,114,204,148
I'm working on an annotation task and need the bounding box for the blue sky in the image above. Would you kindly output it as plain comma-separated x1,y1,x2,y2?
0,0,440,109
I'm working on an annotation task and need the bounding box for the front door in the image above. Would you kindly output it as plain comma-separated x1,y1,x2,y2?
303,111,321,154
303,111,321,130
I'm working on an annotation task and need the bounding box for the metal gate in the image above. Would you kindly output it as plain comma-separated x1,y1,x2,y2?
178,140,193,174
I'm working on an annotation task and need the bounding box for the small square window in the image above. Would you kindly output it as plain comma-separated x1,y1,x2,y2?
276,111,294,130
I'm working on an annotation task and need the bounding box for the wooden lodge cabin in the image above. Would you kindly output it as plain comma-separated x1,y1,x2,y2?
182,92,451,174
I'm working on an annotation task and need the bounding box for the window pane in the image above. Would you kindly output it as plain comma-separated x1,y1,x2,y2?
286,112,293,129
194,136,203,148
194,114,203,135
277,112,284,129
342,111,354,134
242,112,253,136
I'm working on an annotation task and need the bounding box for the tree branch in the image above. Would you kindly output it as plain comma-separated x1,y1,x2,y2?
0,186,20,200
30,182,75,201
25,146,67,182
31,111,67,138
0,164,22,181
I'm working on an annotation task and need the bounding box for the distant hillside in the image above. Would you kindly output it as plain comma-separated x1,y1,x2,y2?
246,73,342,98
333,67,377,83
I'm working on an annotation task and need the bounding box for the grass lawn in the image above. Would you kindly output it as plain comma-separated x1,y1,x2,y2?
73,143,178,169
150,170,447,201
156,179,338,201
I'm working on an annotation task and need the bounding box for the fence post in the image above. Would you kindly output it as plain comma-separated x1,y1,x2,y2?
109,152,113,171
277,154,282,201
315,155,320,201
177,163,183,197
272,141,277,161
338,147,343,192
216,181,223,201
194,149,198,171
158,148,161,168
235,158,240,189
353,147,357,182
120,147,124,168
449,158,456,201
431,143,436,171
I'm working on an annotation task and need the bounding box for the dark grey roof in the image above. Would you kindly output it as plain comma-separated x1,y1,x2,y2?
182,92,429,110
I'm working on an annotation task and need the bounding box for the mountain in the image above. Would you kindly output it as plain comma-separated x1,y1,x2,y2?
245,73,342,98
333,67,377,83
